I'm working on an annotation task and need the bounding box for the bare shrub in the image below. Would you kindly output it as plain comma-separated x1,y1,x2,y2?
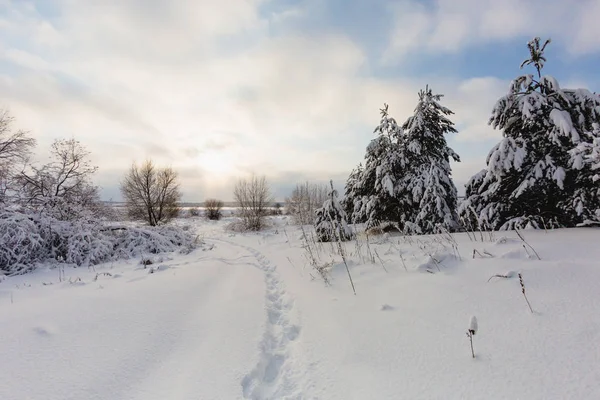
188,207,200,217
204,198,223,220
285,182,328,224
0,110,36,202
120,160,181,226
16,139,103,220
233,175,272,231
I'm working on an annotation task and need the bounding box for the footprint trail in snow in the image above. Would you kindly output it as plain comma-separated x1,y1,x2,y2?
209,239,310,400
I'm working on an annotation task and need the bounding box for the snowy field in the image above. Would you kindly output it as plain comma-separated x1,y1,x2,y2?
1,216,599,400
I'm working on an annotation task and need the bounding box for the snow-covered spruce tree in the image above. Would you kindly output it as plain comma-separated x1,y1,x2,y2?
346,104,409,229
401,86,461,233
340,164,363,223
460,37,600,229
314,181,353,242
569,123,600,224
349,133,391,228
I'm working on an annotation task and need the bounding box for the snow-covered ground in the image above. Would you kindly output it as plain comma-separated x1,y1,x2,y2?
1,216,599,399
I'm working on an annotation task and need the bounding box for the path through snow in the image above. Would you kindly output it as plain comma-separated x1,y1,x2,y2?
0,246,265,400
208,238,311,400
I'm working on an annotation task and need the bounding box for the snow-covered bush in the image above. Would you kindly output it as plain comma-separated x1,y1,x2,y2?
113,224,198,258
314,181,353,242
0,211,46,274
0,209,198,275
460,37,600,229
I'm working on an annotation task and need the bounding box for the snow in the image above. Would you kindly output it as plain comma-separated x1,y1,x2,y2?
468,315,478,334
382,174,394,197
552,166,566,189
540,75,560,91
1,216,600,399
550,109,579,142
486,137,526,174
0,245,263,400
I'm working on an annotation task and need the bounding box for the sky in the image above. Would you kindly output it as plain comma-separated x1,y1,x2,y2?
1,0,600,202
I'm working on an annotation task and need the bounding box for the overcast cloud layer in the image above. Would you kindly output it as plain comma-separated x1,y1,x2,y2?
1,0,599,201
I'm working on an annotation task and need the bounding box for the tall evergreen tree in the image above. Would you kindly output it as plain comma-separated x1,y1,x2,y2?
460,37,600,229
348,104,408,229
401,86,461,233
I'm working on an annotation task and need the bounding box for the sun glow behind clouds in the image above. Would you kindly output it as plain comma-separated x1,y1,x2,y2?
198,151,236,177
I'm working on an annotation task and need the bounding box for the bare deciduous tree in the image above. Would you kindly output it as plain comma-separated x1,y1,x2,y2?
0,110,36,202
233,175,272,231
285,181,328,224
204,198,223,220
17,139,101,219
121,160,181,226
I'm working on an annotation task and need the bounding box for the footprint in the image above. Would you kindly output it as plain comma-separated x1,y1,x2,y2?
33,325,56,336
263,354,285,383
285,325,301,341
268,308,282,324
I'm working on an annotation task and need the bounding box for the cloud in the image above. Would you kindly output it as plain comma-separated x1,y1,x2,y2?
572,0,600,54
450,158,487,196
383,0,598,62
446,77,508,142
0,0,598,203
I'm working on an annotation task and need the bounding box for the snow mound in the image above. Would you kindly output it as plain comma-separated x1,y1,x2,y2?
416,251,459,273
501,248,531,260
32,324,58,336
495,236,521,245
